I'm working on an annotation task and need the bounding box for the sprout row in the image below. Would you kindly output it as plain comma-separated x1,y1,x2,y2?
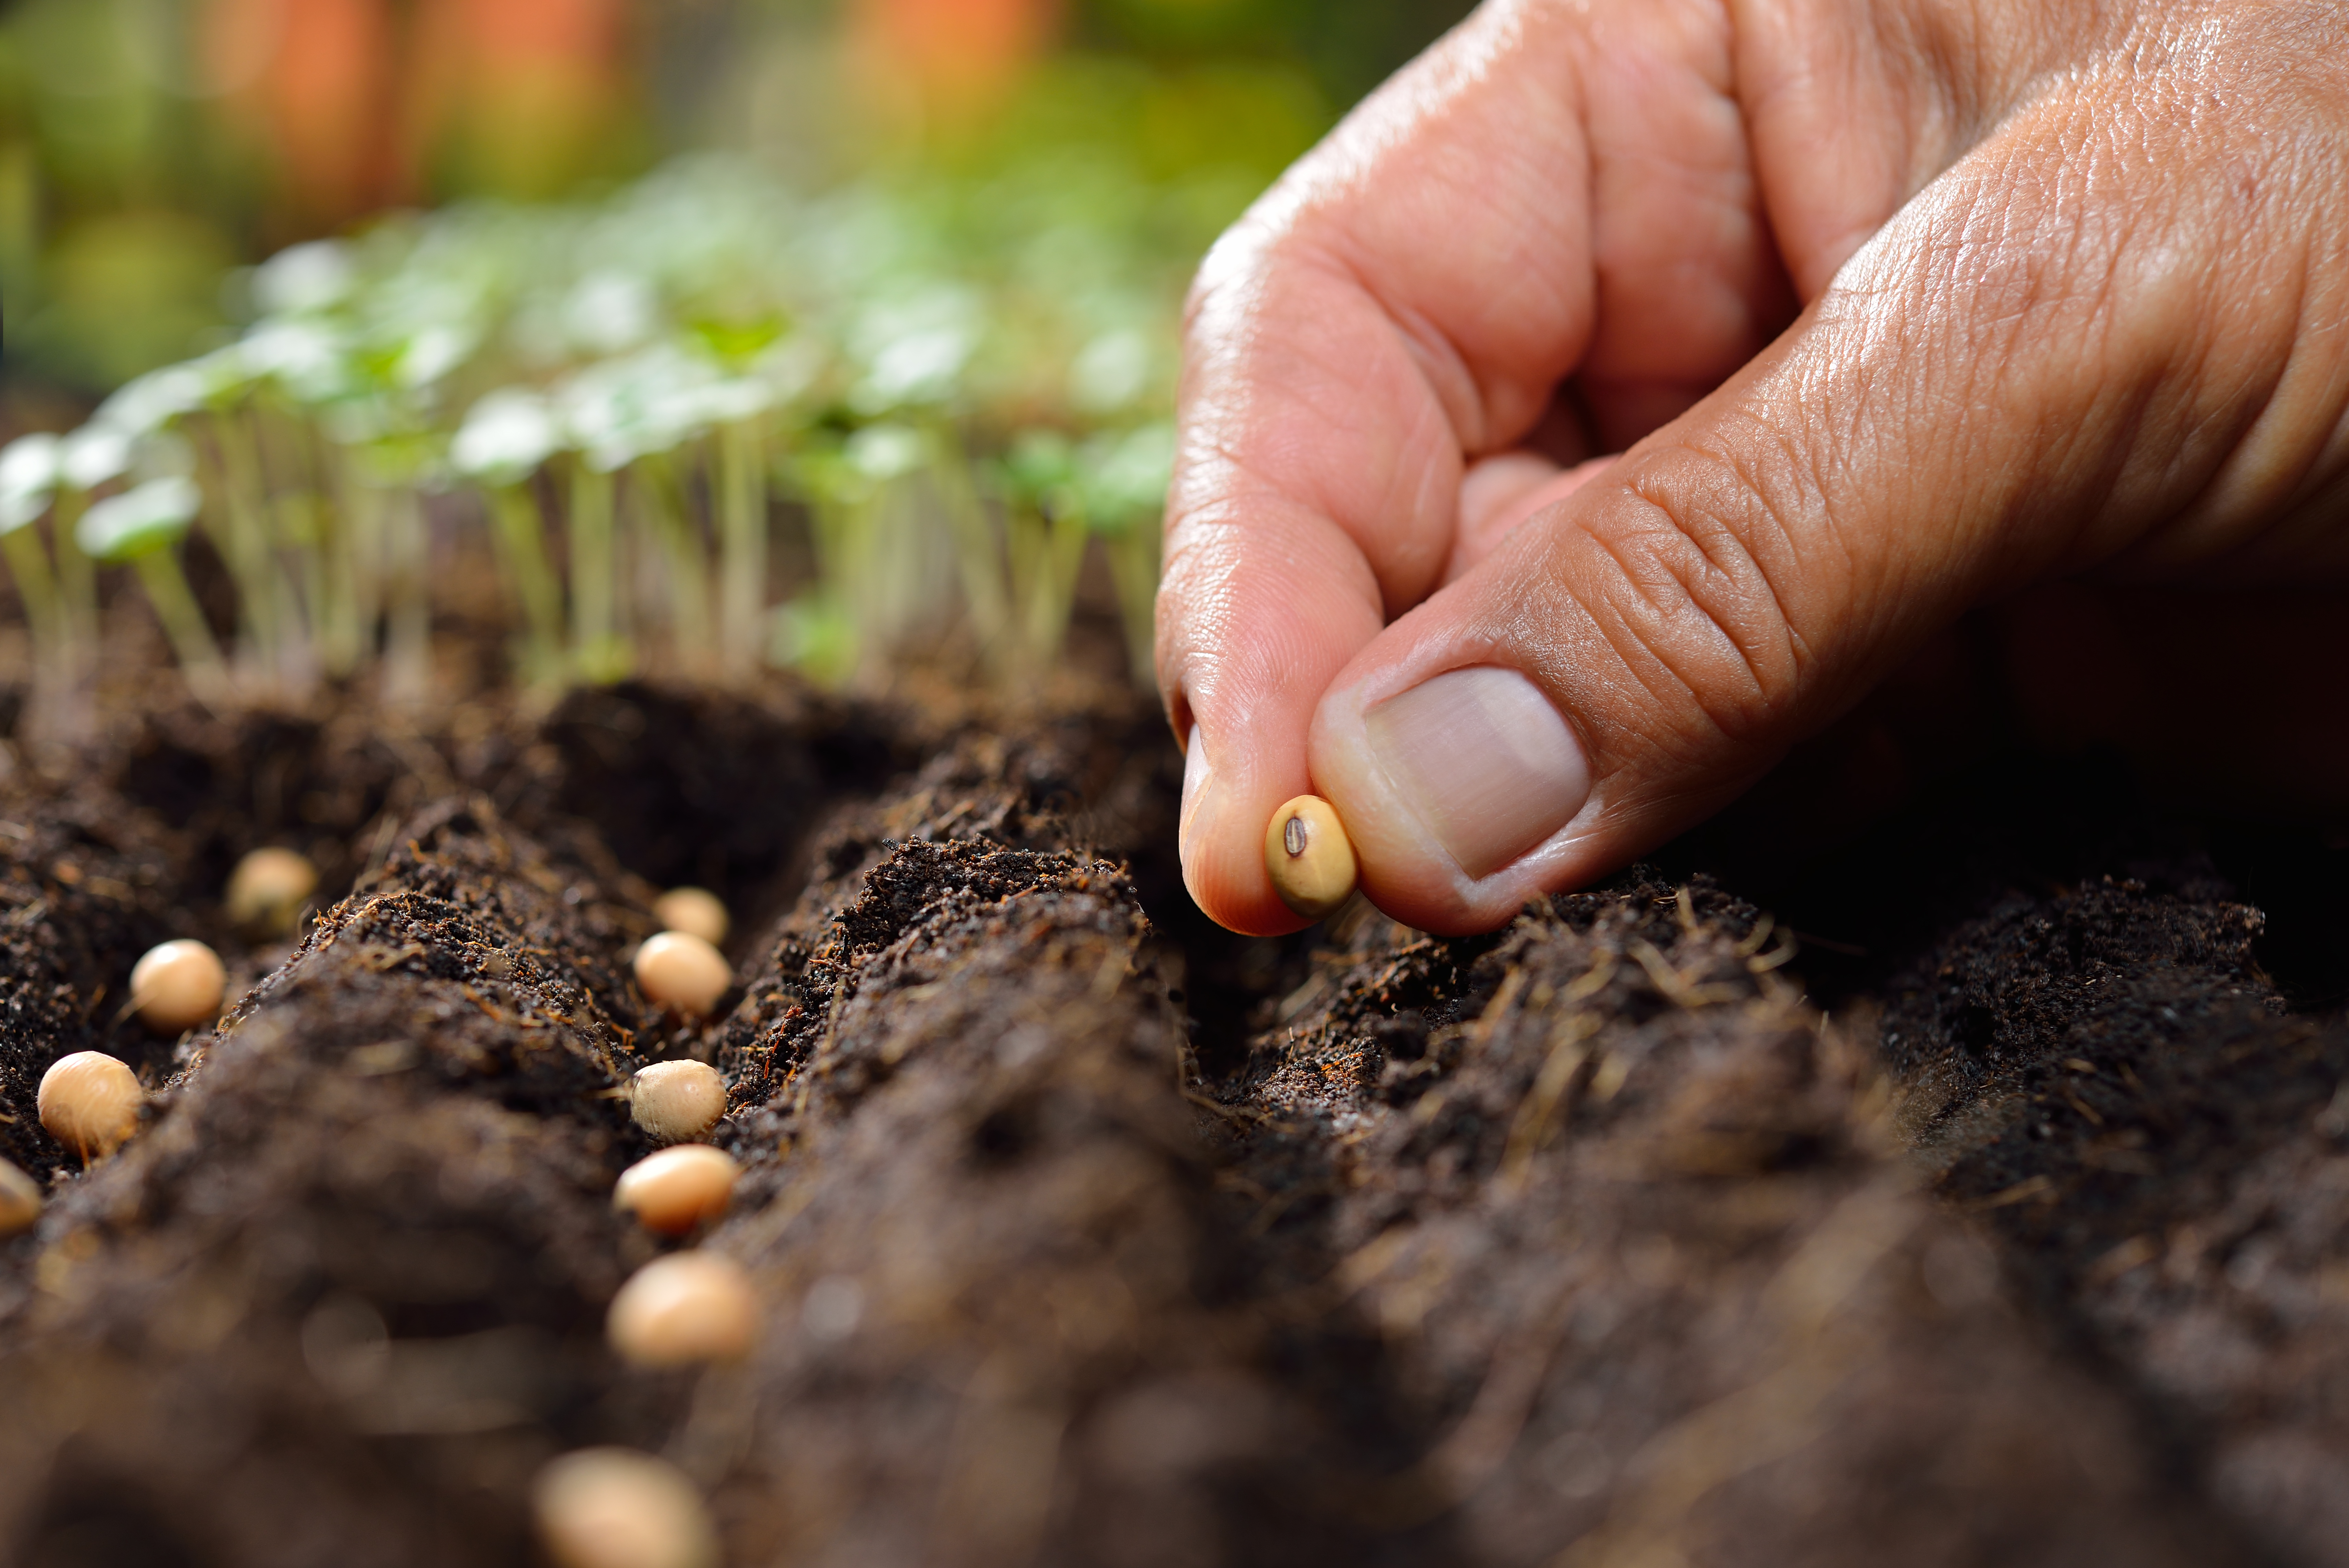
0,153,1190,724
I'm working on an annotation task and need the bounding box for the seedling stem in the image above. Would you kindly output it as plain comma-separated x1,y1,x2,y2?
380,485,433,703
924,426,1010,662
0,526,61,668
568,460,630,681
487,485,567,686
129,546,230,704
208,411,295,683
716,420,766,677
632,453,714,675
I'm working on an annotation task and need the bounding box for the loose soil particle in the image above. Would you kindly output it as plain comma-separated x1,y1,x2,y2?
0,681,2342,1565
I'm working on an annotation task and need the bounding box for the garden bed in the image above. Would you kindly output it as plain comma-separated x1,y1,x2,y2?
0,670,2346,1567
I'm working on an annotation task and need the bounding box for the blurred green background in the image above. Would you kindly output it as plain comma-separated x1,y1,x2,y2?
0,0,1475,407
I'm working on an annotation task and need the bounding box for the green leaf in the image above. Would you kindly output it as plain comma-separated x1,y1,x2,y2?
76,475,200,563
0,435,61,534
1076,422,1176,533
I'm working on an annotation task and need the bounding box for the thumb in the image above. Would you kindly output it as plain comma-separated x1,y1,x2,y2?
1307,105,2349,934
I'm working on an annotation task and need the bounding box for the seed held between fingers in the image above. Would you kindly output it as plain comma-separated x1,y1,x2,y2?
614,1144,738,1236
38,1051,144,1161
1264,794,1357,920
0,1159,41,1236
633,931,731,1017
129,938,226,1036
651,887,728,947
225,846,319,937
533,1447,719,1568
629,1059,728,1143
607,1251,759,1367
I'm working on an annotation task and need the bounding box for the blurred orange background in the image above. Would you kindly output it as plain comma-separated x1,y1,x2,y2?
209,0,636,227
0,0,1472,396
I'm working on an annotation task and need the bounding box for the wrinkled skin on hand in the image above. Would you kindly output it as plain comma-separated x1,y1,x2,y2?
1158,0,2349,936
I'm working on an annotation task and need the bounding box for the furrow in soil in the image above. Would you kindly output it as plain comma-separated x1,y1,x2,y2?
1197,873,2257,1567
1882,871,2349,1566
0,687,2341,1567
704,729,1458,1566
0,795,671,1568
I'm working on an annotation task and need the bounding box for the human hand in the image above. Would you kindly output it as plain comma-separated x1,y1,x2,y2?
1158,0,2349,935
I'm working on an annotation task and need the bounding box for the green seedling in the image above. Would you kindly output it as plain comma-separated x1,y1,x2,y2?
251,281,467,697
562,353,690,677
308,419,374,682
566,347,784,680
918,424,1016,672
781,422,946,686
453,390,567,685
52,425,126,704
96,358,277,690
627,450,715,675
0,435,65,672
487,482,568,688
0,433,95,747
20,150,1197,702
715,413,770,678
1075,422,1174,690
334,433,439,703
996,428,1091,675
566,458,630,682
77,474,229,703
98,350,332,698
556,349,754,683
192,399,299,687
555,373,638,684
378,482,434,702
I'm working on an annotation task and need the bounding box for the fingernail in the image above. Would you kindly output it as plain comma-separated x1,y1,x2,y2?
1363,667,1589,879
1179,724,1212,885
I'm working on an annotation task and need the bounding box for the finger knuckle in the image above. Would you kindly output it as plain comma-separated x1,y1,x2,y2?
1568,446,1821,751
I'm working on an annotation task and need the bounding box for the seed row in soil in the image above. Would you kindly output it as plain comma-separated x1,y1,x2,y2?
0,685,2341,1566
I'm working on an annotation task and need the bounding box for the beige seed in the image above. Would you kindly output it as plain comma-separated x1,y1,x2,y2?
224,846,319,936
0,1159,41,1237
629,1059,728,1144
129,938,226,1036
633,931,731,1018
651,887,728,947
533,1447,718,1568
607,1251,758,1367
37,1051,144,1161
614,1144,738,1236
1263,794,1358,921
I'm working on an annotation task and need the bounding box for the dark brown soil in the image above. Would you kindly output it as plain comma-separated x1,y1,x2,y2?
0,682,2343,1566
